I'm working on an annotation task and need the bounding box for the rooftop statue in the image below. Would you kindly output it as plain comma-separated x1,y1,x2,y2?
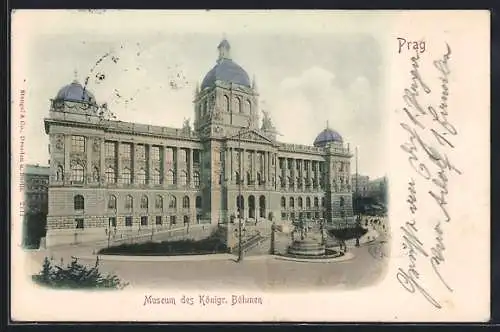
261,109,276,132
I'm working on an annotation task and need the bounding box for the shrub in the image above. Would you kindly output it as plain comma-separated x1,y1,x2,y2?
98,227,228,256
32,256,129,289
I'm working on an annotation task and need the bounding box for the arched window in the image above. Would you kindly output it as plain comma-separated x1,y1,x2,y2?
196,196,202,209
140,195,148,209
246,99,251,113
122,168,131,184
257,172,262,185
340,196,345,207
314,197,319,207
321,197,325,207
236,97,242,113
125,195,133,209
56,165,64,181
224,95,230,112
281,197,286,208
155,195,163,209
152,168,161,185
235,171,240,184
168,195,177,209
289,197,295,208
193,171,200,188
108,195,117,210
183,196,190,209
106,167,116,183
247,171,251,185
74,194,84,210
166,169,175,185
137,168,146,184
180,171,188,186
71,164,85,183
306,197,311,208
298,197,303,209
92,166,99,182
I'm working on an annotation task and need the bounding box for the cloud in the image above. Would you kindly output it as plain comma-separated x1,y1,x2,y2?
265,66,384,177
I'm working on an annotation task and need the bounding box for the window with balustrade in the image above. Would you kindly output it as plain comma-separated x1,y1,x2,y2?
106,167,116,183
151,168,161,185
137,168,146,184
193,171,200,188
71,164,85,183
105,141,116,158
121,168,131,184
71,136,85,153
182,196,190,209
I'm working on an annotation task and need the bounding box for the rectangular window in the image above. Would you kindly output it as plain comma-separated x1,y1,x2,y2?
170,216,176,225
151,146,160,162
156,216,162,225
136,145,146,161
75,218,84,229
71,136,85,153
141,216,148,226
125,216,133,227
109,217,117,227
193,150,200,164
166,148,174,163
105,141,116,158
120,143,131,160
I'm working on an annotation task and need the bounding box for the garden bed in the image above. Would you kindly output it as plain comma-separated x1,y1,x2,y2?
98,230,227,256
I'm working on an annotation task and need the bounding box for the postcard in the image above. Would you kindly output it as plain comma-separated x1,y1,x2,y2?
10,10,490,322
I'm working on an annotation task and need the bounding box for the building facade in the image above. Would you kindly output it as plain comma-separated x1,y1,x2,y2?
44,39,355,247
351,174,370,197
23,164,50,247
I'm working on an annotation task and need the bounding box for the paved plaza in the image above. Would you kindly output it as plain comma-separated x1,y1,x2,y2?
25,228,390,291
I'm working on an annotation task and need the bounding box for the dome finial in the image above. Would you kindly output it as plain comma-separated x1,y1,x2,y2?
217,36,231,61
73,69,79,83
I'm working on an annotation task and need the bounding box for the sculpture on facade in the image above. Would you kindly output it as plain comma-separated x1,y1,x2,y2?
182,118,192,134
261,109,276,132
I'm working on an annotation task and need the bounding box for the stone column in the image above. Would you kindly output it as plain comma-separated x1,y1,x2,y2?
252,150,257,187
189,148,194,188
131,143,137,184
283,158,288,189
176,147,181,186
86,136,92,184
64,135,71,185
100,139,105,185
291,159,296,191
147,144,153,186
115,141,121,184
163,146,168,187
241,148,246,186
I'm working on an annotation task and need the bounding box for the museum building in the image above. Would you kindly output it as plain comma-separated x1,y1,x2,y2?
44,39,355,247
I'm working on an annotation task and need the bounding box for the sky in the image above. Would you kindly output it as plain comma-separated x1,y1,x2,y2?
13,10,388,179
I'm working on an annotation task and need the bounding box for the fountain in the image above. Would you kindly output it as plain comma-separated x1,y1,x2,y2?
282,219,343,260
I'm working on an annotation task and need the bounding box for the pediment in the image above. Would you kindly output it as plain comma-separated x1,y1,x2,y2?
227,129,273,145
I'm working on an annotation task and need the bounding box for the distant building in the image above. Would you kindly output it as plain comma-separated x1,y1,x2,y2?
23,164,50,248
43,39,356,247
367,176,388,203
351,174,370,197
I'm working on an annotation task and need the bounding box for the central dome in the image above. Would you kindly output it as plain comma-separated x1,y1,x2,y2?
201,39,251,90
55,80,96,104
313,125,343,147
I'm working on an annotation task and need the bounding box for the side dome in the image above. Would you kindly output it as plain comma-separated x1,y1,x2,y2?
313,127,343,147
55,80,96,104
200,39,251,90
